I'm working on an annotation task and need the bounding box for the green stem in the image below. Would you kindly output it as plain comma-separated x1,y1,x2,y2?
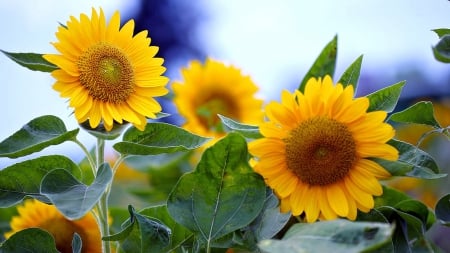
95,138,111,253
72,138,96,176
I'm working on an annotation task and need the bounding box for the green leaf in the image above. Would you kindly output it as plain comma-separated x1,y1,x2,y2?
435,194,450,226
104,205,171,253
373,139,445,179
337,55,363,90
389,101,441,128
113,122,210,156
0,50,58,72
0,228,59,253
432,28,450,38
0,155,81,207
0,115,79,158
72,233,82,253
258,219,393,253
298,35,337,92
432,34,450,63
167,133,266,248
218,114,262,139
40,163,112,220
366,81,406,113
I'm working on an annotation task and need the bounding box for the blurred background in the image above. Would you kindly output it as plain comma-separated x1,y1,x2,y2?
1,0,450,250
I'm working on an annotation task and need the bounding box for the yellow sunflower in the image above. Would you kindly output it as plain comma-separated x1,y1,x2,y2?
43,8,169,131
4,199,101,253
248,76,398,222
172,58,264,139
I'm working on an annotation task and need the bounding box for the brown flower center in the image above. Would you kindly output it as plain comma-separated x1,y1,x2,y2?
284,116,357,186
196,95,238,133
78,43,134,103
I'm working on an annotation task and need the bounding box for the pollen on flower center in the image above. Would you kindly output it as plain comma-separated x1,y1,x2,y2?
284,116,357,186
78,43,135,103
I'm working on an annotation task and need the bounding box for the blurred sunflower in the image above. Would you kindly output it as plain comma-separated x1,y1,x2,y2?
44,8,169,131
172,58,264,139
4,199,101,253
249,76,398,222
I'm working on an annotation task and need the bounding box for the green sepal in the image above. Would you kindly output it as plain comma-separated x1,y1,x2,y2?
366,81,406,113
0,115,79,158
337,54,363,90
298,35,337,92
0,50,58,72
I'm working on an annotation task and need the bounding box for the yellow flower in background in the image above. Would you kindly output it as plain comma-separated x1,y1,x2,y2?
4,199,101,253
44,8,169,131
172,58,264,139
249,76,398,222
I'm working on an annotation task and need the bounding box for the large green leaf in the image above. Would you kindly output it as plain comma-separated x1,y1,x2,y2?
218,114,262,139
0,50,58,72
389,101,441,128
40,163,112,220
167,133,266,249
0,228,59,253
0,155,81,207
298,35,337,92
258,219,393,253
0,115,79,158
432,34,450,63
337,55,363,90
103,205,171,253
366,81,405,113
435,194,450,226
113,122,210,156
372,139,445,179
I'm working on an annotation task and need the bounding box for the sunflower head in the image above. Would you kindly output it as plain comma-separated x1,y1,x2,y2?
249,76,398,222
44,8,169,131
4,199,101,253
172,58,264,139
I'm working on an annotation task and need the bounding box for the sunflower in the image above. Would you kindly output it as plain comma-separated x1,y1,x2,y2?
4,199,101,253
248,76,398,222
43,8,169,131
172,58,264,139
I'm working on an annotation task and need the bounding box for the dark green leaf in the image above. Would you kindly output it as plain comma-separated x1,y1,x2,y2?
435,194,450,226
432,28,450,38
337,55,363,90
0,155,81,207
72,233,82,253
258,219,393,253
113,122,210,155
0,228,59,253
0,115,79,158
40,163,112,219
366,81,405,113
218,114,262,139
167,133,266,247
0,50,58,72
432,34,450,63
298,35,337,92
389,101,441,128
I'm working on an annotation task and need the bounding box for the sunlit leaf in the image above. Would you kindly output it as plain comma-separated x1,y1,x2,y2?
432,34,450,63
167,133,266,249
435,194,450,226
258,219,393,253
432,28,450,38
0,50,58,72
298,35,337,92
337,55,363,90
40,163,112,220
389,101,441,128
113,122,210,156
0,155,81,207
0,228,59,253
218,114,262,139
0,115,79,158
366,81,405,113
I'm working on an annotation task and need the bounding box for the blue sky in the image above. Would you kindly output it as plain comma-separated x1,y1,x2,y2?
0,0,449,163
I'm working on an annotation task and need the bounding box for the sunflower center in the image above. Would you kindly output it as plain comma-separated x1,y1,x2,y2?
39,217,88,253
284,116,357,186
78,43,134,103
197,96,237,132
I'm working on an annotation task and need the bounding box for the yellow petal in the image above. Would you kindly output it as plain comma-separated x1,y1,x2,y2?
326,183,349,217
